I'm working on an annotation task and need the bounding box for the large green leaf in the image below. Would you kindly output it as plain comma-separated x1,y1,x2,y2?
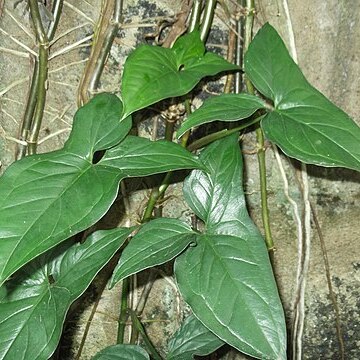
167,314,224,360
177,93,267,137
0,96,202,286
92,344,150,360
175,134,286,359
0,227,134,360
110,218,196,287
245,23,360,171
100,136,205,175
121,31,239,117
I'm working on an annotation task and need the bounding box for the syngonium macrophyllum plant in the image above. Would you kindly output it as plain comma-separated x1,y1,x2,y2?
0,23,359,360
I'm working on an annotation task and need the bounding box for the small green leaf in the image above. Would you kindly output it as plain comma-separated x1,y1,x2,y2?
176,134,286,359
167,314,224,360
121,32,239,117
0,98,202,285
110,218,196,287
0,227,134,360
245,23,360,171
92,344,150,360
177,93,267,137
172,31,205,65
65,92,132,157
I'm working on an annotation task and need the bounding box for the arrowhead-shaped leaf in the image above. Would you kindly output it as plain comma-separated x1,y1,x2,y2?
92,344,150,360
245,23,360,171
0,227,134,360
0,95,203,285
110,218,196,287
167,314,224,360
177,93,267,137
121,31,239,117
175,134,286,359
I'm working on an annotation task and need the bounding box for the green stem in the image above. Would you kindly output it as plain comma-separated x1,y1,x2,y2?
142,97,194,220
200,0,217,42
164,119,175,142
244,0,274,250
128,310,163,360
47,0,63,41
187,116,263,152
188,0,202,32
256,127,274,249
117,277,129,344
142,187,160,222
18,0,63,158
27,0,50,155
16,61,39,159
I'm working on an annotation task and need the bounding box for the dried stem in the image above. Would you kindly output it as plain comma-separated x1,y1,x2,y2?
26,0,50,155
77,0,123,106
310,202,345,360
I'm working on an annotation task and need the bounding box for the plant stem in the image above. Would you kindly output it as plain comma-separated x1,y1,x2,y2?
47,0,63,40
187,115,263,152
128,309,163,360
117,276,129,343
243,0,274,250
27,0,50,155
16,61,39,159
16,0,63,159
310,202,345,360
128,270,157,346
142,187,160,222
188,0,202,32
255,126,273,249
77,0,123,106
164,119,175,142
200,0,216,42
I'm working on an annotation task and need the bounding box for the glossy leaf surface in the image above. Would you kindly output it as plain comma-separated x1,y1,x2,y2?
167,314,224,360
0,227,134,360
177,93,266,137
0,95,202,285
101,136,205,175
111,218,196,287
176,134,286,359
121,31,239,117
245,23,360,171
92,344,150,360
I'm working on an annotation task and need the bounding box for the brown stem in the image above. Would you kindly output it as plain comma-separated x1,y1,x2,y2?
77,0,123,106
27,0,50,155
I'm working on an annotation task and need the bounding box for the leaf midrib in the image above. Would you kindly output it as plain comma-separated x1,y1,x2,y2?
198,234,278,354
1,158,94,282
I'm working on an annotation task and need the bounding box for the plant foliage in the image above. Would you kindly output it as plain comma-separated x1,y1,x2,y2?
0,23,359,360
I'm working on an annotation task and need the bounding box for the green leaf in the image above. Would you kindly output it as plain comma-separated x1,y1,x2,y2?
177,93,267,137
65,93,132,157
121,31,239,117
110,218,196,287
92,344,150,360
172,31,205,65
0,227,134,360
245,23,360,171
100,136,205,176
0,97,202,286
176,134,286,359
167,314,224,360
